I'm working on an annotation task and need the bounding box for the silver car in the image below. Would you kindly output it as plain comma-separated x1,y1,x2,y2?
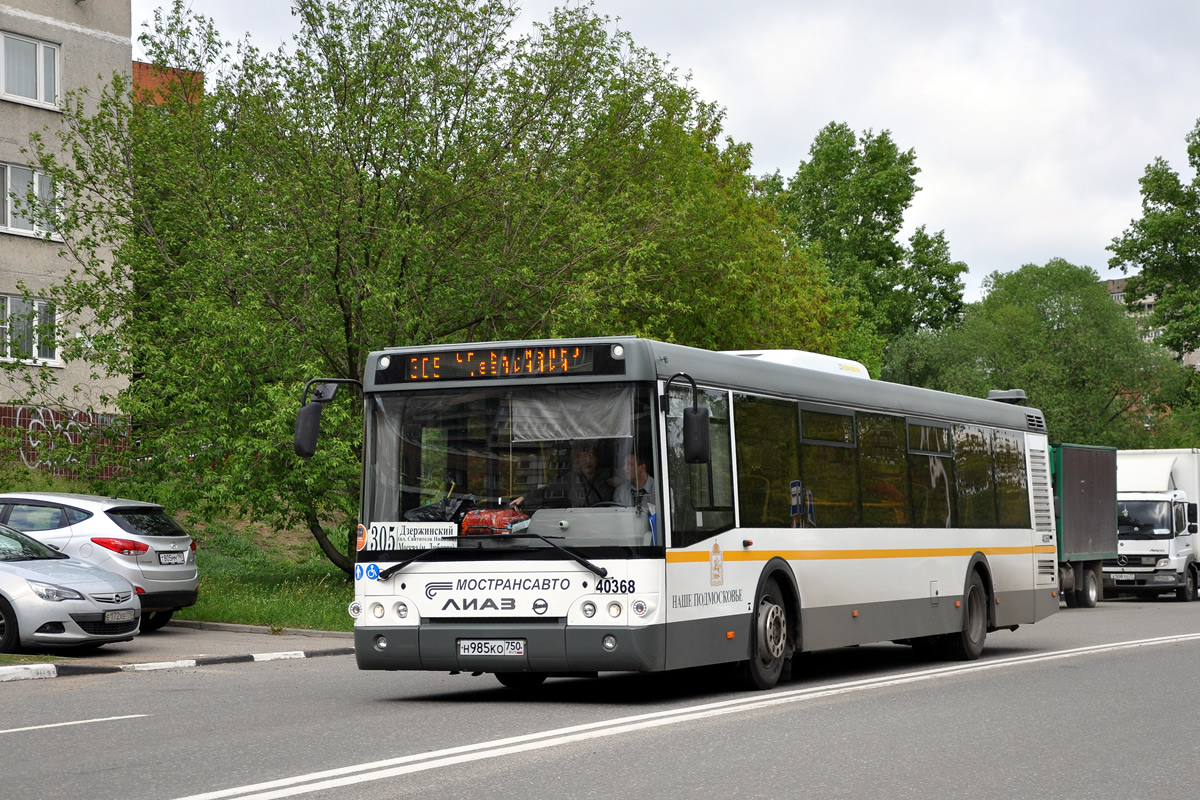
0,493,198,632
0,523,140,652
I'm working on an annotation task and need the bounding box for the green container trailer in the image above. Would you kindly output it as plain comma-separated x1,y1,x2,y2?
1050,443,1118,608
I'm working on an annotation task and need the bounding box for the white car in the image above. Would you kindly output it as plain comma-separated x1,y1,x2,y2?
0,523,140,652
0,493,198,632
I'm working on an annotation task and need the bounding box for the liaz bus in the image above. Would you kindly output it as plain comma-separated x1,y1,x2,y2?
294,337,1060,690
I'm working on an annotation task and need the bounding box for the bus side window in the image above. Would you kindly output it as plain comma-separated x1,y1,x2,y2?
668,386,734,547
800,408,858,527
734,393,800,528
954,424,996,527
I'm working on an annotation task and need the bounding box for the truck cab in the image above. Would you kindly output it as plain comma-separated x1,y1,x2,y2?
1105,449,1200,602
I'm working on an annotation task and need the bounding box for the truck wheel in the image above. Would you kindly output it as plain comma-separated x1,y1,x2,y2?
1178,567,1197,603
1077,569,1099,609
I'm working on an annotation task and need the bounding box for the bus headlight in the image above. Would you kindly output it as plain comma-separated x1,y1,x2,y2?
603,635,618,651
607,601,622,618
582,601,596,618
395,602,409,619
632,599,648,617
371,603,385,619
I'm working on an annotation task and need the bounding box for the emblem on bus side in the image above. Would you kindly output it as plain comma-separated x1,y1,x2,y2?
710,542,723,587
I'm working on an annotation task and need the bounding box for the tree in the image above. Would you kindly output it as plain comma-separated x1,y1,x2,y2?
17,0,873,573
768,122,966,340
883,259,1188,446
1108,117,1200,358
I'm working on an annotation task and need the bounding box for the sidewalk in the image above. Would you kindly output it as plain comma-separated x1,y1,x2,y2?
0,620,354,683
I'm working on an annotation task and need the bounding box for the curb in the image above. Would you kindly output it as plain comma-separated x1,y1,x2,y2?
0,622,354,683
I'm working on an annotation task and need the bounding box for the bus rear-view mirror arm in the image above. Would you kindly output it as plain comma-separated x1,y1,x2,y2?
661,372,710,464
294,378,363,458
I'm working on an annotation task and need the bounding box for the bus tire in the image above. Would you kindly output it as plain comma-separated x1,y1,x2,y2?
1177,566,1197,603
495,672,547,689
741,577,787,690
944,571,987,661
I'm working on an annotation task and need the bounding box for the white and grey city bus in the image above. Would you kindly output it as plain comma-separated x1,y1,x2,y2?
294,337,1059,690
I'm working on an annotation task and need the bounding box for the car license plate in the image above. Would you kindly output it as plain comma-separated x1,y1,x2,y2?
458,639,525,656
105,609,136,623
159,552,186,565
1109,573,1133,581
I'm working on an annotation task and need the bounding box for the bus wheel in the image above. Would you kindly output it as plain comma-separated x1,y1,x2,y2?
742,578,787,690
1077,569,1099,609
495,672,547,689
944,571,987,661
1177,567,1197,603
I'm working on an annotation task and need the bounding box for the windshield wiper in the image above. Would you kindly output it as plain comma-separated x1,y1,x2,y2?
499,533,608,578
377,548,439,581
375,533,608,580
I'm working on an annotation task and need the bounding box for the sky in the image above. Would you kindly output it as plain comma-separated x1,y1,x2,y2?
128,1,1200,300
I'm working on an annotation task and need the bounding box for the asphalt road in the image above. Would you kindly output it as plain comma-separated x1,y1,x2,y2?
4,598,1200,800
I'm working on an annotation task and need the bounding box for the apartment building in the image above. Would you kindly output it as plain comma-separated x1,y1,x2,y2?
1106,277,1200,368
1,1,131,413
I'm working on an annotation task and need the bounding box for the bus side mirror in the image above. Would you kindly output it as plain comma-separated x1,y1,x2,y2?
294,380,355,458
664,372,711,464
683,406,710,464
294,401,325,458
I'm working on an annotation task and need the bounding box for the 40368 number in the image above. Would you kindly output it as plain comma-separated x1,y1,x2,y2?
594,578,636,594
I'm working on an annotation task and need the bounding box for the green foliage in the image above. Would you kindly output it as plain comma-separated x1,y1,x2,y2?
883,259,1190,446
178,523,352,631
767,122,966,341
1109,117,1200,357
15,0,872,573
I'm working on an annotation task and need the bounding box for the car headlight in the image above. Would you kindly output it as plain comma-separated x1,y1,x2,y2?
28,580,84,602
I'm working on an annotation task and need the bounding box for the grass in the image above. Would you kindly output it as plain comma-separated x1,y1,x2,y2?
0,461,355,634
177,521,355,632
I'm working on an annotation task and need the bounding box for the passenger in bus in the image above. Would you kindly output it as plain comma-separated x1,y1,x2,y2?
614,451,656,510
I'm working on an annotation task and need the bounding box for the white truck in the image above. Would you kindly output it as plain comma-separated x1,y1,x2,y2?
1105,449,1200,601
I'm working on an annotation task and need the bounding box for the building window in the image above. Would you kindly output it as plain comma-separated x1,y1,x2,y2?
2,163,56,235
0,296,58,363
2,32,58,107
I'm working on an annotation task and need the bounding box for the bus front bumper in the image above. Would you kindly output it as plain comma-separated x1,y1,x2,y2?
354,621,666,673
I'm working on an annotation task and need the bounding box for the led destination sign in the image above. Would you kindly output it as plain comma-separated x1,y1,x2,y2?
378,345,627,383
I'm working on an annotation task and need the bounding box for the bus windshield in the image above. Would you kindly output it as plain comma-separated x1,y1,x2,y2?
365,383,659,548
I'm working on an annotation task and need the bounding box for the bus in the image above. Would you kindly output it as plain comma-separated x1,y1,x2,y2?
294,337,1060,690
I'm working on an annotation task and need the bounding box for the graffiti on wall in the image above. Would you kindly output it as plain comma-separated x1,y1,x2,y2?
0,405,126,479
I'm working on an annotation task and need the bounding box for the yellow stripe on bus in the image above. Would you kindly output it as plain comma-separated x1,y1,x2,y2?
666,544,1057,563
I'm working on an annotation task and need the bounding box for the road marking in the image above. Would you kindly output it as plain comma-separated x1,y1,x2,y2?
173,632,1200,800
0,714,149,735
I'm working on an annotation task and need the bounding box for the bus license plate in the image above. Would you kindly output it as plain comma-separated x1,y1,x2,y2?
105,609,136,623
1109,573,1133,581
458,639,525,656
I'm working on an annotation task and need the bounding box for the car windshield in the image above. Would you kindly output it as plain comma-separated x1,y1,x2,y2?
365,383,659,548
107,507,187,537
0,524,64,560
1117,501,1173,539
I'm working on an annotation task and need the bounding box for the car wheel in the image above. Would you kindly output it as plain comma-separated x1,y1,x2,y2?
140,610,175,632
0,596,20,654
